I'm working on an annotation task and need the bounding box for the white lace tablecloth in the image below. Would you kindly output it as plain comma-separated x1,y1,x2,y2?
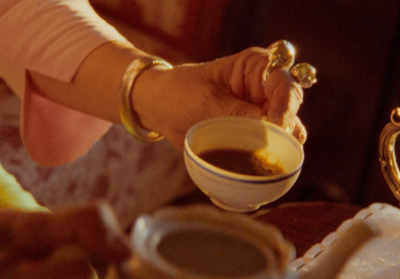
291,203,400,279
0,81,195,229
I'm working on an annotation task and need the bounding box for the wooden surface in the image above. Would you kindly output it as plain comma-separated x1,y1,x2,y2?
172,192,362,257
251,202,362,257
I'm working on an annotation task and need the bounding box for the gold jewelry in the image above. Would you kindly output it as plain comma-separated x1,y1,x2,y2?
119,56,173,142
262,40,295,87
290,63,317,88
262,40,316,89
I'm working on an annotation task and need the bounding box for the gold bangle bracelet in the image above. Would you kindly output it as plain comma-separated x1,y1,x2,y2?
119,56,173,142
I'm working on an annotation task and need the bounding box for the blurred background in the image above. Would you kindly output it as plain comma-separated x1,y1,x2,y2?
90,0,400,207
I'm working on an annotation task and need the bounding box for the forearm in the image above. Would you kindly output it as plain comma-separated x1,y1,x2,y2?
0,0,171,166
29,40,148,124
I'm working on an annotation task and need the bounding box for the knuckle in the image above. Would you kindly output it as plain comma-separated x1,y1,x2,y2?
229,104,250,117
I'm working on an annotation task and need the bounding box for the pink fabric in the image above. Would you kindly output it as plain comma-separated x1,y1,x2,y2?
0,0,127,166
22,75,111,166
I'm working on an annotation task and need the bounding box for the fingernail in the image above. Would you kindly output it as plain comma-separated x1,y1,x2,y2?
299,131,306,144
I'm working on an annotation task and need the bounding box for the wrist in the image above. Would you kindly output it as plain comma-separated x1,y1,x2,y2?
119,56,172,142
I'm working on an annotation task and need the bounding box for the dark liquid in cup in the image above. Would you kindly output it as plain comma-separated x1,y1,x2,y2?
157,229,267,277
198,148,284,176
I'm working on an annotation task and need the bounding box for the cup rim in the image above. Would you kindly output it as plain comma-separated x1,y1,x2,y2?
184,117,304,183
131,206,293,279
184,148,302,183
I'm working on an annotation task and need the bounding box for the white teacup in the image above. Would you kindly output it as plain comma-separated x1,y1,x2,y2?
184,117,304,212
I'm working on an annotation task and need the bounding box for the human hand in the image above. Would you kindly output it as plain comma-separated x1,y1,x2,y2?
133,47,307,150
0,201,131,279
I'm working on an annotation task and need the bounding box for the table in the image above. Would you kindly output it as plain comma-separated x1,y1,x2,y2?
251,202,361,257
172,192,362,257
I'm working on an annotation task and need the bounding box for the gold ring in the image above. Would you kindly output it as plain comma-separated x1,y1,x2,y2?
290,63,317,88
262,40,317,89
262,40,295,89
